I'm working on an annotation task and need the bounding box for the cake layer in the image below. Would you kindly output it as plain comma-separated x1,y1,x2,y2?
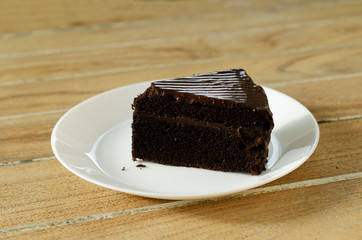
137,112,270,148
132,114,269,175
133,90,273,130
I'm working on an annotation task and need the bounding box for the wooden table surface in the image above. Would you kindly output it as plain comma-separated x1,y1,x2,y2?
1,0,361,239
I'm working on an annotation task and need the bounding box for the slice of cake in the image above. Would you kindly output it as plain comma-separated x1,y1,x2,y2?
131,69,274,175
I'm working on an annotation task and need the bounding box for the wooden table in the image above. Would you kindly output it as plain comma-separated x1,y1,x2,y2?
1,0,361,239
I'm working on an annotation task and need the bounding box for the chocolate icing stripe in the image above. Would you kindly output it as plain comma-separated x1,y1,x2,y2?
152,69,269,109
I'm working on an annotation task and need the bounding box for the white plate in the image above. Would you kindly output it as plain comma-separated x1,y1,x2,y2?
51,81,319,200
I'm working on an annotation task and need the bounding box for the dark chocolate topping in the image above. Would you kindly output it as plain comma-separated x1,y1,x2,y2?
151,69,269,109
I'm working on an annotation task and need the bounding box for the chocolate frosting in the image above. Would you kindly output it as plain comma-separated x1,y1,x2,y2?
151,69,269,109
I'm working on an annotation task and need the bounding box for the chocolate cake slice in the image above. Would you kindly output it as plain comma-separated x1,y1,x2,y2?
131,69,274,175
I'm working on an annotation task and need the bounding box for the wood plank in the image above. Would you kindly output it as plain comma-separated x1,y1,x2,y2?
0,0,349,34
1,119,360,229
0,46,361,117
3,178,361,239
1,1,361,55
270,77,362,120
0,112,63,163
0,160,168,229
0,76,361,164
0,77,361,163
1,17,362,84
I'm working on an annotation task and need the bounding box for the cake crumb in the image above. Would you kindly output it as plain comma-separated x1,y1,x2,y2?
121,167,126,171
136,164,146,168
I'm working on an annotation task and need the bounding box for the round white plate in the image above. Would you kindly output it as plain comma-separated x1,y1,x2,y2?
51,81,319,200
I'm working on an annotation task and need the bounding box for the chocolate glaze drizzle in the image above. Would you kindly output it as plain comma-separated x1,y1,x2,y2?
151,69,269,109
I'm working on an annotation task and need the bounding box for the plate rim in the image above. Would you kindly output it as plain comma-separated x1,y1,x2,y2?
51,81,320,200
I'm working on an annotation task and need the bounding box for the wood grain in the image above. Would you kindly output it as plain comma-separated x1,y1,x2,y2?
3,178,360,239
1,18,362,84
271,77,362,120
0,112,63,163
1,1,361,55
0,160,167,229
0,0,354,35
0,45,361,117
